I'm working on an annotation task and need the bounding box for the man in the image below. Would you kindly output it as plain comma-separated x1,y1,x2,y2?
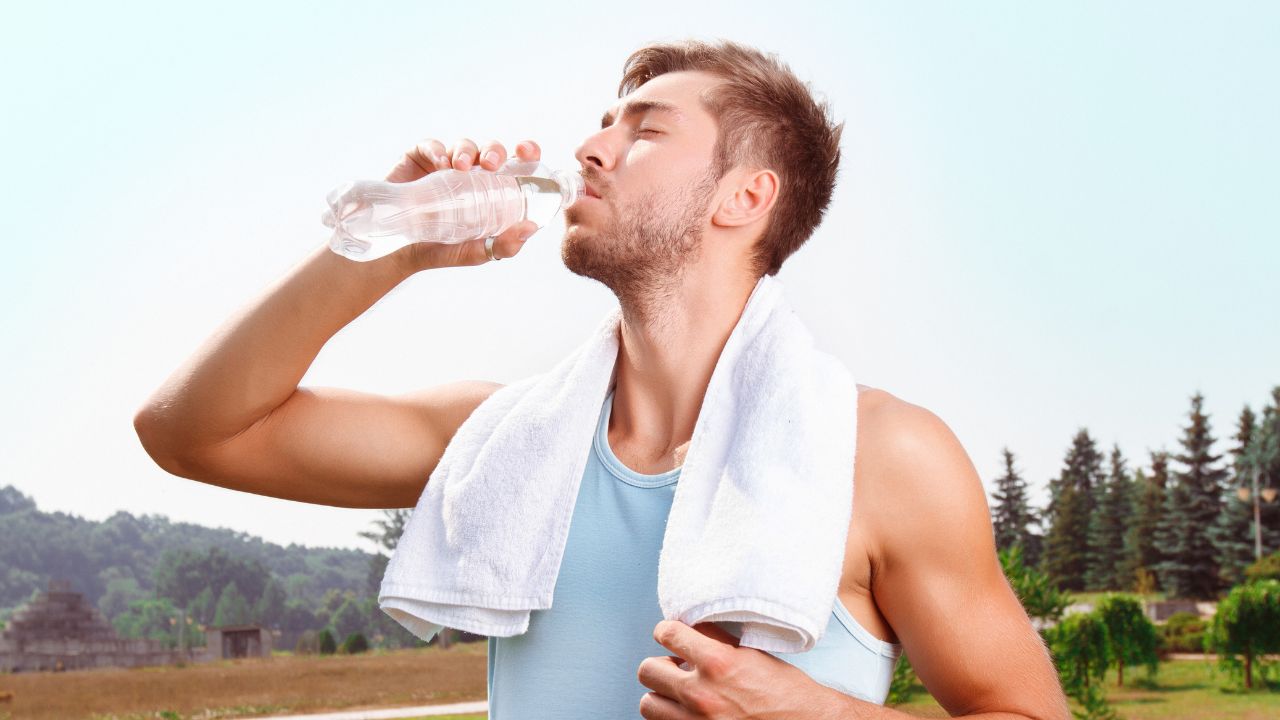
135,39,1070,719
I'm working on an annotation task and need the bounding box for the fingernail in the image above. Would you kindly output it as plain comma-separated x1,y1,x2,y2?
484,151,499,167
456,153,471,169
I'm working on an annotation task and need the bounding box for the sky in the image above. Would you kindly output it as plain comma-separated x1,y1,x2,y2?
1,1,1277,554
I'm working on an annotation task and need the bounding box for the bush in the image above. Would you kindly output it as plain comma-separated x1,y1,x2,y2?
294,630,319,655
885,654,916,704
1205,579,1280,689
340,632,370,654
317,628,337,655
1245,549,1280,583
1159,612,1207,654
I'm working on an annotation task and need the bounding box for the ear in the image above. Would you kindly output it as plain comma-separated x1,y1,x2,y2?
711,168,779,229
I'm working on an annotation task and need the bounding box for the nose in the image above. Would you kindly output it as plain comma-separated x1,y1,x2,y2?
574,127,615,173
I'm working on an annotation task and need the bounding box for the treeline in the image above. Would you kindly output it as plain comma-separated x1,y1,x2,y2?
990,386,1280,599
0,487,387,649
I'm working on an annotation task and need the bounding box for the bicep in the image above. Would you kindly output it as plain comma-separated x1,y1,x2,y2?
865,405,1068,719
187,380,501,509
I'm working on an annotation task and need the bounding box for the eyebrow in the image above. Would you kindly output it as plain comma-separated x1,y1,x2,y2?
600,99,685,129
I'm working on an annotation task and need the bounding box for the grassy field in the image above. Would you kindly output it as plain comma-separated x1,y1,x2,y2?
0,645,1275,720
0,643,488,720
892,658,1279,719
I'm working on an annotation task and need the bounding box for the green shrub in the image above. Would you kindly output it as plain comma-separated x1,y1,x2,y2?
885,653,916,704
317,627,337,655
1205,579,1280,689
1159,612,1207,654
340,632,370,654
294,629,319,655
1245,549,1280,583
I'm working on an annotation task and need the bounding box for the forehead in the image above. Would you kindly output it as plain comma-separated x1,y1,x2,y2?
601,70,720,127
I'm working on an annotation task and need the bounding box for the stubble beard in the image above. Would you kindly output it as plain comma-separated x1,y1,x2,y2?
561,167,719,330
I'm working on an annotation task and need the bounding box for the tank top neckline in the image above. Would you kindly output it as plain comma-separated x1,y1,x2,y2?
591,388,902,655
593,388,681,488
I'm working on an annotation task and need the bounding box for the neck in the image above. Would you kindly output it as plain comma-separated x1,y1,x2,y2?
609,265,759,467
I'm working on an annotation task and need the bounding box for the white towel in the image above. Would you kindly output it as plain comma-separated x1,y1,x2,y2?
378,274,858,653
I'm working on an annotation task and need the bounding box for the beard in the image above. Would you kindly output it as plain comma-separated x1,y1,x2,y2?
561,166,719,329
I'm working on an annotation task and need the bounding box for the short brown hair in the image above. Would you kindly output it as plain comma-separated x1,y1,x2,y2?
619,39,844,277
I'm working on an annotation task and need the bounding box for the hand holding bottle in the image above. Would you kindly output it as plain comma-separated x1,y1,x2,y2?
349,138,545,270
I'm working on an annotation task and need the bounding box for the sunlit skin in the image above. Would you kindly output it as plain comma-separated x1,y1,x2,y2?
416,70,1070,719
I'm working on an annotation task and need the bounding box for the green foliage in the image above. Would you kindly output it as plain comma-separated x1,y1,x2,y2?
1121,455,1169,593
1086,446,1135,591
1245,549,1280,583
330,597,367,641
1044,429,1105,592
318,627,337,655
254,577,287,625
1155,392,1230,600
1093,593,1159,686
1049,613,1112,689
340,632,370,654
885,653,916,704
1158,612,1207,654
213,582,252,627
1205,579,1280,689
991,448,1040,564
1047,612,1122,719
0,485,371,614
1000,543,1070,624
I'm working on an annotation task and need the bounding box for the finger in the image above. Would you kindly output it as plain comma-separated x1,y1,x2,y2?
514,139,541,162
639,690,699,720
654,620,729,669
692,621,741,648
386,138,449,183
489,220,538,262
478,139,506,171
451,138,479,171
637,655,692,697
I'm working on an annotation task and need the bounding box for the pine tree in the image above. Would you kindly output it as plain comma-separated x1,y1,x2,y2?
1086,445,1134,591
1155,392,1230,599
1044,428,1105,591
991,447,1040,562
1120,451,1167,592
1210,405,1261,586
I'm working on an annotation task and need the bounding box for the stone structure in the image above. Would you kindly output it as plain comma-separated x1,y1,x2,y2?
205,624,272,659
0,580,184,672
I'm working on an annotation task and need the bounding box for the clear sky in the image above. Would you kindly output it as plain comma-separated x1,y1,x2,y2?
2,1,1276,553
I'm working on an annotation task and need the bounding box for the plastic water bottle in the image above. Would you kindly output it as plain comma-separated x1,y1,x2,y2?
321,160,584,262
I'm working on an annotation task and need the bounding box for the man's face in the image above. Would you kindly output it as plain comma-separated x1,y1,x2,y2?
561,71,724,297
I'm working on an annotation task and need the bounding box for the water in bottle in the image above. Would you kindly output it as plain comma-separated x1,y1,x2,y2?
321,162,585,262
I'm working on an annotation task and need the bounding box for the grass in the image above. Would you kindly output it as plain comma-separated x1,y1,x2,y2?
0,643,488,720
890,658,1279,719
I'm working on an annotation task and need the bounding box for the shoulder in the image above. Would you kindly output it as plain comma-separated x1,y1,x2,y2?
852,384,990,565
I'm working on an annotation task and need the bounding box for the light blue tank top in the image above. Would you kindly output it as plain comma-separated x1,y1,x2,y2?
486,388,902,717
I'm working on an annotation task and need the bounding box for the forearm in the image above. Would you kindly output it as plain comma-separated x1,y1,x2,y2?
822,687,1050,720
134,242,418,459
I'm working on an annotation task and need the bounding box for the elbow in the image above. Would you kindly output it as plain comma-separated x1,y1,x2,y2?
133,407,193,478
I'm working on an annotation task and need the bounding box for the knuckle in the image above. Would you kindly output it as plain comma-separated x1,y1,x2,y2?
684,686,716,714
699,650,730,678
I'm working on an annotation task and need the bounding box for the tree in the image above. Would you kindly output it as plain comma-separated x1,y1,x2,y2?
1155,392,1230,599
1086,445,1134,591
213,582,252,627
990,448,1041,566
254,577,288,627
1046,613,1118,720
360,508,411,596
340,632,370,654
1121,452,1169,592
1092,594,1158,687
1044,429,1105,591
1211,405,1263,586
318,627,337,655
1204,579,1280,689
330,597,367,641
999,544,1070,625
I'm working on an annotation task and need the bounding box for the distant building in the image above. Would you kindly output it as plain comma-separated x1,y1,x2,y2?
0,580,184,672
205,624,273,659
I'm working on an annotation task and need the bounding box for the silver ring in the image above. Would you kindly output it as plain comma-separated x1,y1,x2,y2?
485,235,499,261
